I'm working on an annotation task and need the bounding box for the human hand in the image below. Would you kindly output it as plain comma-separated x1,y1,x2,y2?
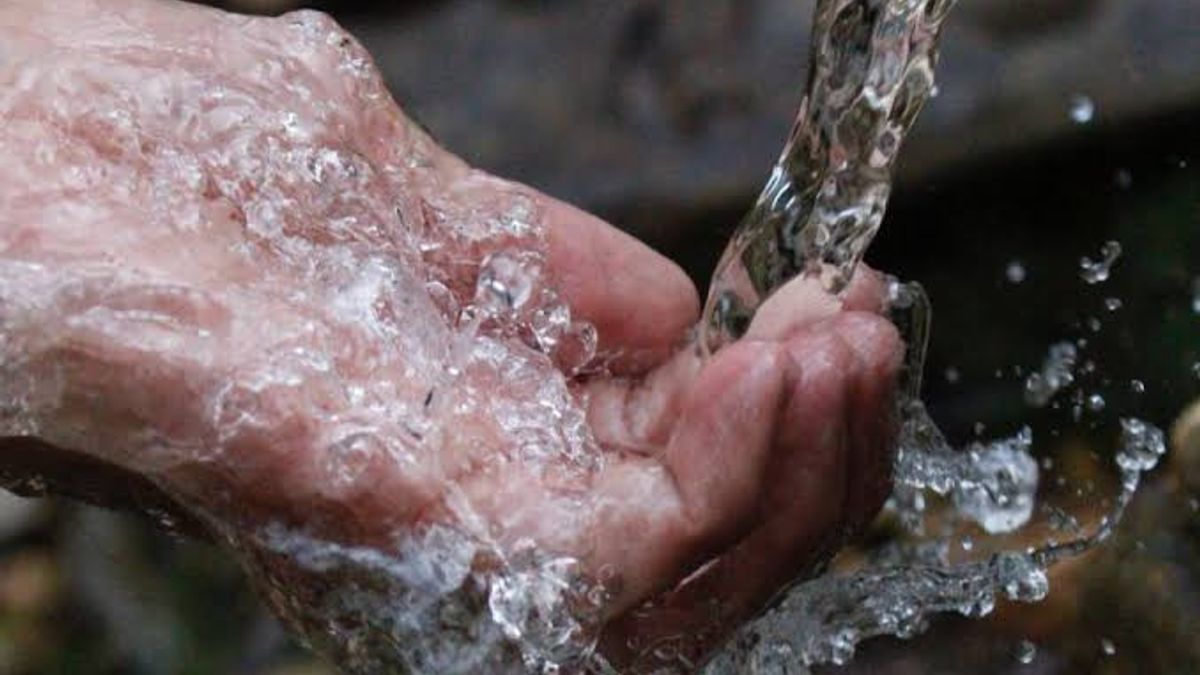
0,1,903,671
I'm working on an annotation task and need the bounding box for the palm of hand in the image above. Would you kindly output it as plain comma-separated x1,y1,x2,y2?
0,1,902,671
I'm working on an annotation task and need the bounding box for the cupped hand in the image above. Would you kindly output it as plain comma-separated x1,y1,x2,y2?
0,1,903,671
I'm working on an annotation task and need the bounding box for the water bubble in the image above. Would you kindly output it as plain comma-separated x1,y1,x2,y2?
1005,260,1027,284
1080,241,1122,284
1087,394,1106,412
1193,362,1200,380
1101,638,1117,657
1130,380,1146,395
960,536,974,552
1105,297,1123,311
530,303,571,353
944,367,961,384
1015,639,1038,665
1191,277,1200,314
1069,95,1095,124
475,252,538,315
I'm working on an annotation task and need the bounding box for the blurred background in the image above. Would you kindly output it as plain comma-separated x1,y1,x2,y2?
2,0,1198,672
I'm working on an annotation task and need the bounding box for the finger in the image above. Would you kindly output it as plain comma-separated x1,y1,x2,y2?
744,265,888,341
599,327,855,669
542,196,700,373
600,312,902,668
582,265,889,455
836,312,903,529
582,339,787,613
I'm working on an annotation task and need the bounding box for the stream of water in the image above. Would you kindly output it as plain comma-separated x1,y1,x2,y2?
690,1,1168,672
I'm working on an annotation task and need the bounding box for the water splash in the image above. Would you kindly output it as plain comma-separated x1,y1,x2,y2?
698,408,1167,673
892,402,1038,535
1101,637,1117,657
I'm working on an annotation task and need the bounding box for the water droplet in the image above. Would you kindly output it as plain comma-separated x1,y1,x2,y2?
1191,277,1200,314
960,536,974,551
1015,639,1038,664
1193,362,1200,380
1087,393,1106,412
1087,317,1102,333
475,252,538,315
1005,260,1027,284
944,367,961,384
1069,95,1095,124
1105,297,1123,311
1114,169,1133,189
1080,240,1122,284
1101,638,1117,656
1130,379,1146,395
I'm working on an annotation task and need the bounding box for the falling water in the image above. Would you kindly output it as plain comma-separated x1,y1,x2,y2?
701,0,955,352
236,1,1172,672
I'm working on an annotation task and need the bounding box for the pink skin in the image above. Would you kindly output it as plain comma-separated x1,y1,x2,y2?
0,0,903,670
